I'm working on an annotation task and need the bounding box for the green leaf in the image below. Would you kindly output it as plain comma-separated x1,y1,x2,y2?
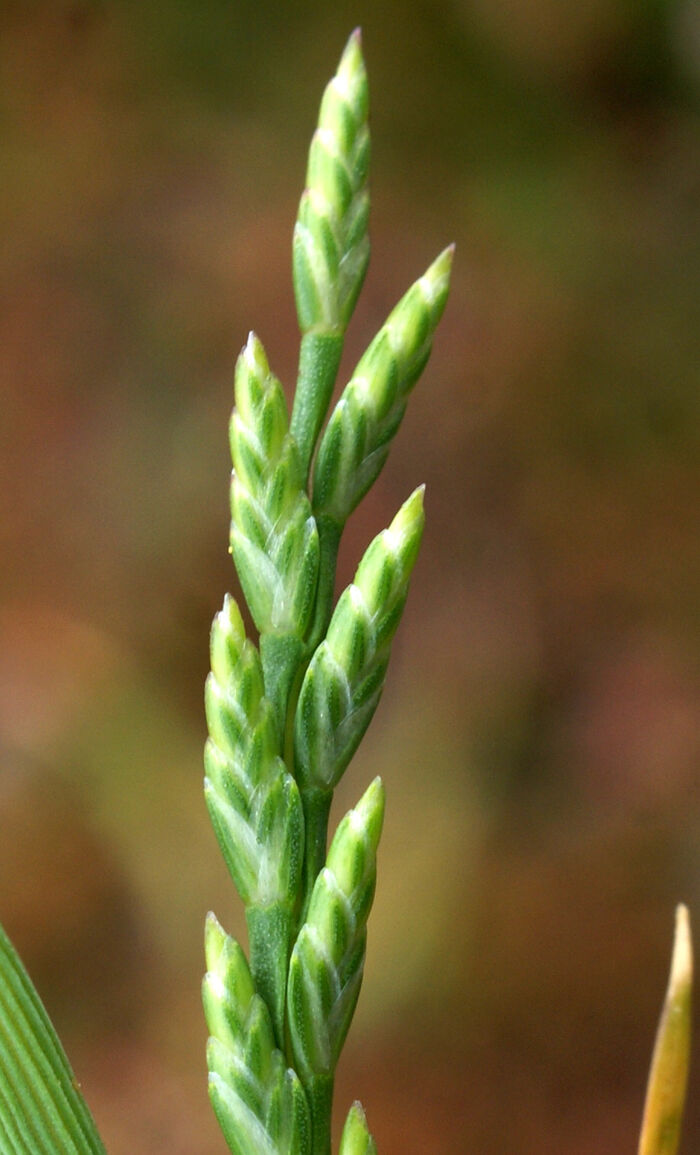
0,921,106,1155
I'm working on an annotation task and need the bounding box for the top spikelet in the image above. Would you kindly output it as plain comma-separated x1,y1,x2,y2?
293,29,370,337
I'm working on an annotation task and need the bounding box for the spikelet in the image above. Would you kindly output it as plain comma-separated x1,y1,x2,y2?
295,489,425,796
204,594,303,1044
203,914,311,1155
204,595,303,908
293,29,370,337
229,331,319,734
291,30,371,479
230,332,318,642
313,246,453,528
288,779,385,1086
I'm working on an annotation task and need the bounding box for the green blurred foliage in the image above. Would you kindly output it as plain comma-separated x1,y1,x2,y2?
1,1,699,1152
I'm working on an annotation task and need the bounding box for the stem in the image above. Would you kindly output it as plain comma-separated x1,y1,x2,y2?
260,633,305,749
307,1073,334,1155
246,903,292,1052
299,788,333,926
306,514,342,653
291,332,344,482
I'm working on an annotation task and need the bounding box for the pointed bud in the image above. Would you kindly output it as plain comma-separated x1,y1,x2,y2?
340,1102,378,1155
295,490,425,793
313,247,453,525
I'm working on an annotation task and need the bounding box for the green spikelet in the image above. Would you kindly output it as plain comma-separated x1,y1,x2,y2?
230,331,318,640
339,1103,378,1155
203,914,311,1155
313,246,453,529
229,331,319,734
204,594,303,907
305,247,451,645
287,780,385,1154
293,28,369,337
295,488,425,797
291,29,370,479
294,487,424,907
204,594,304,1045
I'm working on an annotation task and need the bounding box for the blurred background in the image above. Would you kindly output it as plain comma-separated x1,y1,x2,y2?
1,1,699,1151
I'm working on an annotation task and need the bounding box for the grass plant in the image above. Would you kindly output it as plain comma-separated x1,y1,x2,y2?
0,28,693,1155
203,30,450,1153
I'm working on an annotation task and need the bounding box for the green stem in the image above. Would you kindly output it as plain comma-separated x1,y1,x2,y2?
246,903,292,1052
260,633,305,749
298,788,333,926
291,332,344,482
307,1073,334,1155
306,514,342,653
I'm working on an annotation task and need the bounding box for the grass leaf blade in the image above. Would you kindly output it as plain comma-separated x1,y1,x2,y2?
0,922,106,1155
638,904,693,1155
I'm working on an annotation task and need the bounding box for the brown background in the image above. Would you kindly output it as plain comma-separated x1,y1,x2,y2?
1,1,699,1151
